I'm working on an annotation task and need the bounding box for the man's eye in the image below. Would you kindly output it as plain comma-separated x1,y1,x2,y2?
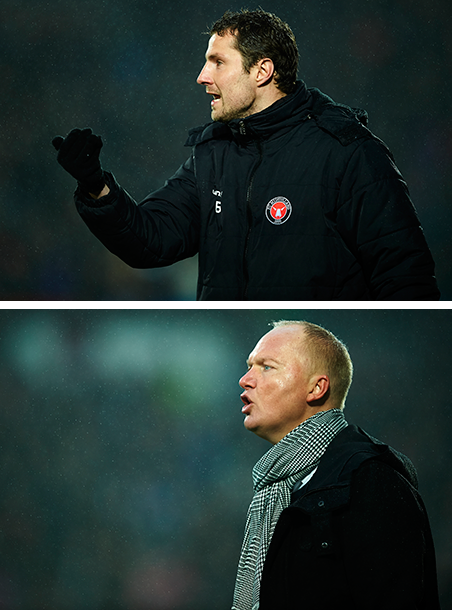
263,365,272,371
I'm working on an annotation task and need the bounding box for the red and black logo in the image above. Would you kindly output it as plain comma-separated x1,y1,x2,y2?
265,197,292,225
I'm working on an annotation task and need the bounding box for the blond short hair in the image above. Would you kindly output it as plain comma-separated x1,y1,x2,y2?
271,320,353,409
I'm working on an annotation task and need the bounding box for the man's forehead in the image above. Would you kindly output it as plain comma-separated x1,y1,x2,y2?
206,32,237,57
247,327,306,362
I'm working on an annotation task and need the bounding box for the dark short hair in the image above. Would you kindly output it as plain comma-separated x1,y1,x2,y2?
209,9,299,94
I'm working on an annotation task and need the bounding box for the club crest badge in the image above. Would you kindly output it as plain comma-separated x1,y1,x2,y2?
265,197,292,225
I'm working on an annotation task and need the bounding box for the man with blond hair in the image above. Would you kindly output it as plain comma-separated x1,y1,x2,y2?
234,320,440,610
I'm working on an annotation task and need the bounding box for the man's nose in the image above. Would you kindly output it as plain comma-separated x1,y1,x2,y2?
239,368,255,389
197,63,212,85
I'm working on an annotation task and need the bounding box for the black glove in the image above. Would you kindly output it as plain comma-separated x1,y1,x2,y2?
52,128,106,196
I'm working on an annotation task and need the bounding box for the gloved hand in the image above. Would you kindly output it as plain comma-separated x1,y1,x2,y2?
52,128,106,196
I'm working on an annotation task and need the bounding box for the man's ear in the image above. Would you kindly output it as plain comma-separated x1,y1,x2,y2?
255,58,275,87
306,375,330,406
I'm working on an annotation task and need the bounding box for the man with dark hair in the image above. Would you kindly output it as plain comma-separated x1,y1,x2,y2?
235,320,440,609
206,10,299,96
53,9,440,300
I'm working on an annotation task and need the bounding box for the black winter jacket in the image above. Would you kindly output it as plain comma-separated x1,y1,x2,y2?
75,81,440,300
259,425,441,610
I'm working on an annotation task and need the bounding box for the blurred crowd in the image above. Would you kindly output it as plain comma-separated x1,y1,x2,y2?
0,309,451,609
1,0,451,300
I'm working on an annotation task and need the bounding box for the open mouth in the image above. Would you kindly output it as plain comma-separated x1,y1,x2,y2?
241,393,252,413
209,93,221,106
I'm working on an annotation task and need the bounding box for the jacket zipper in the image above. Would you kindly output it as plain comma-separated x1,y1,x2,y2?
239,114,311,298
242,126,263,300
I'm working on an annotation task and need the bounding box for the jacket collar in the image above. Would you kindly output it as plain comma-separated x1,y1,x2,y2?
290,424,418,513
185,80,370,147
297,424,418,496
185,80,312,146
227,80,313,141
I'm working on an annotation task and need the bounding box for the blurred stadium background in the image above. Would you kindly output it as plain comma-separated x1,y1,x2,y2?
0,308,450,608
0,0,451,300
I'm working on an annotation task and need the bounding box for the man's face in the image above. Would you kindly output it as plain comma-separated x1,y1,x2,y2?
239,327,313,444
197,32,259,122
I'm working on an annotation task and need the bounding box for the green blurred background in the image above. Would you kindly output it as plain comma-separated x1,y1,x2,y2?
1,0,451,300
0,308,450,608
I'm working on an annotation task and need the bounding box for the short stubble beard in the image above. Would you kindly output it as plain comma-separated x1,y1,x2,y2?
212,100,255,123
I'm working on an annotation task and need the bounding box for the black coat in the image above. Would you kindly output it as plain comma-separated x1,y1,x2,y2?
259,425,441,610
75,82,440,300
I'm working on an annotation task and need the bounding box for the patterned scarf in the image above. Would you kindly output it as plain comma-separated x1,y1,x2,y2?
231,409,348,610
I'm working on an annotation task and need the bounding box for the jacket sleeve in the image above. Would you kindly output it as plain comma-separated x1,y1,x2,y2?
74,153,200,268
342,460,440,609
336,139,440,300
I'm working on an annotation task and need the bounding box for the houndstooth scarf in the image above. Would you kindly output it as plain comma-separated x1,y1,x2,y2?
231,408,348,610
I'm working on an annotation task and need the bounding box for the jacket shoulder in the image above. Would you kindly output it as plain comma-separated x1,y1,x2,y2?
292,425,418,512
308,88,377,147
